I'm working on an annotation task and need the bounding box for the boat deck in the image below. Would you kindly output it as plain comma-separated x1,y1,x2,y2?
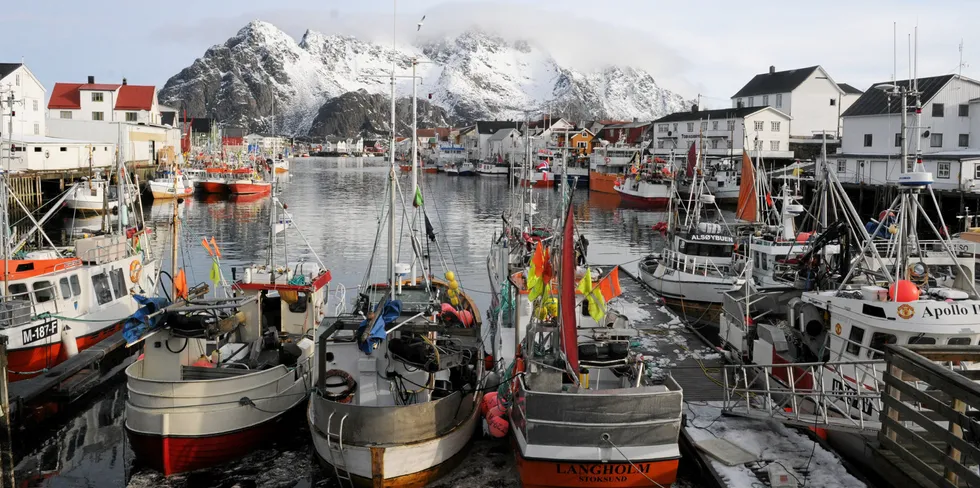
6,330,131,423
617,267,865,487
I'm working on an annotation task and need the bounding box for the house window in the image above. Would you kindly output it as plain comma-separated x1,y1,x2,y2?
930,133,943,147
711,139,719,149
712,121,719,131
762,95,769,106
754,139,764,150
895,133,902,147
32,100,38,111
846,326,866,355
673,123,678,132
60,111,72,120
687,122,694,132
830,98,837,106
932,103,944,117
33,281,55,303
657,140,665,149
126,112,138,122
737,98,743,107
959,104,969,117
701,121,708,131
770,141,780,151
33,123,38,135
837,159,847,173
938,161,951,179
959,134,969,147
659,124,667,133
775,94,782,108
92,112,104,121
863,134,873,147
771,121,780,132
727,139,733,149
748,96,755,106
60,147,67,152
92,92,104,102
754,121,764,131
15,74,20,86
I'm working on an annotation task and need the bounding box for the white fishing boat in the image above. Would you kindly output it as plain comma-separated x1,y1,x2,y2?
147,172,193,200
613,158,672,207
476,156,510,176
307,47,485,487
64,175,138,215
126,182,332,476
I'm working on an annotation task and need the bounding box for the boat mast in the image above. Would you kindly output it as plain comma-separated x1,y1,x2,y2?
1,90,12,297
387,0,397,298
269,97,277,277
411,56,418,285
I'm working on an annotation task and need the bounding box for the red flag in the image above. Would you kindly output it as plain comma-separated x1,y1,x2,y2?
596,266,623,302
685,141,697,177
559,205,579,376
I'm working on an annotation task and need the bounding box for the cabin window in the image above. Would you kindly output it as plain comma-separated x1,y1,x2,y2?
754,252,761,269
869,332,897,359
907,335,936,345
938,162,951,179
727,120,735,131
33,281,55,303
932,103,944,117
70,275,81,296
673,123,678,132
846,326,865,355
948,337,972,345
717,180,724,187
8,283,28,297
678,241,686,253
975,164,980,180
749,96,755,106
862,304,887,318
59,278,71,300
761,255,768,270
658,140,665,149
110,268,127,299
92,273,113,305
33,100,38,111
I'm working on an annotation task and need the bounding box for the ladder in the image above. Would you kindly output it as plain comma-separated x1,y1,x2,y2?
325,411,354,488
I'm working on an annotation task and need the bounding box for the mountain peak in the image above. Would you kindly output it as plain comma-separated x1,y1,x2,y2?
160,20,692,136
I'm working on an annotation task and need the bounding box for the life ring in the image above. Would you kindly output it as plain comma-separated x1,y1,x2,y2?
322,369,357,403
129,260,142,283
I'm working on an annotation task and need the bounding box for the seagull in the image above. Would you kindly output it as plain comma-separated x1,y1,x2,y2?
417,15,425,32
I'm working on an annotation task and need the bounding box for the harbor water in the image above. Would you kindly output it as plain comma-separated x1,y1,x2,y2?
13,157,697,488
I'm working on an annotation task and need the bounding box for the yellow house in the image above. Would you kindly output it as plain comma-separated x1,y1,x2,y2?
570,129,596,155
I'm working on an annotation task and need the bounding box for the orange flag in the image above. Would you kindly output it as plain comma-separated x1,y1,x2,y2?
596,266,623,302
174,268,189,300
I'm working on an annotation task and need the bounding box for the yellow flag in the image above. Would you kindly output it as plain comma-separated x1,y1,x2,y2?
576,268,606,322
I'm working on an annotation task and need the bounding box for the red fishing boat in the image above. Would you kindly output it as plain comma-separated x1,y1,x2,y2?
227,168,271,195
199,167,229,193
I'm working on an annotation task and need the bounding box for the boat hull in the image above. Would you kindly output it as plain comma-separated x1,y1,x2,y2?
639,260,731,327
6,321,122,381
199,180,228,193
615,190,669,207
227,181,271,195
589,172,620,194
423,167,438,174
149,187,193,200
515,450,679,488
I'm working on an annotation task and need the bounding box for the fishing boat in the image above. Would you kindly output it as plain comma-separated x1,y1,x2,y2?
65,174,138,215
307,49,485,486
564,155,590,187
199,167,229,193
477,155,510,176
494,202,683,488
457,161,476,176
227,165,272,195
613,158,672,207
638,139,736,328
274,158,289,174
126,184,332,476
589,145,641,194
182,168,206,190
519,160,556,189
147,171,193,200
444,162,460,176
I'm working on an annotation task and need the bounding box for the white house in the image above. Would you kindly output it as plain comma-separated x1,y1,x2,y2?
323,136,364,155
474,121,523,159
0,63,46,138
245,133,289,152
487,128,523,162
651,106,794,161
834,74,980,192
732,65,861,141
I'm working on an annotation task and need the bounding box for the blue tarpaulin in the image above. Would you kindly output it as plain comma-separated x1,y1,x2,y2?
123,295,171,345
357,299,402,354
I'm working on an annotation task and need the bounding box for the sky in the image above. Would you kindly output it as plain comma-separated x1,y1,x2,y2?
3,0,980,108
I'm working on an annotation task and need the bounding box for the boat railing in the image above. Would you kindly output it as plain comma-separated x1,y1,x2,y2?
661,248,730,278
0,292,35,329
76,238,132,265
722,358,886,433
870,239,975,258
51,259,83,273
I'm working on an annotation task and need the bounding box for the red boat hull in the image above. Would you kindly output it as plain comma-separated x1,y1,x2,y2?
423,167,438,173
7,322,122,381
615,190,669,207
127,418,287,476
515,447,679,488
227,182,271,195
521,176,555,188
199,181,227,193
399,165,412,172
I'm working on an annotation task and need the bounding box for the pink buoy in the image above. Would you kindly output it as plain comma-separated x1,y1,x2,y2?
481,392,498,415
487,413,509,438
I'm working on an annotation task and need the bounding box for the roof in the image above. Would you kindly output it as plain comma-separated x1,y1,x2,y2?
48,83,84,109
78,83,121,91
841,75,956,117
838,83,864,95
603,121,651,129
115,85,155,111
0,63,22,80
476,121,522,135
653,106,771,123
488,128,520,142
732,66,820,98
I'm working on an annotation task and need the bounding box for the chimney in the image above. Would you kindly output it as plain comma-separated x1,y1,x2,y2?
87,75,95,84
692,104,699,113
769,65,775,74
122,77,128,86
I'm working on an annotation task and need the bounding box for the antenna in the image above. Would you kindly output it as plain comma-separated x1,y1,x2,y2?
893,22,897,85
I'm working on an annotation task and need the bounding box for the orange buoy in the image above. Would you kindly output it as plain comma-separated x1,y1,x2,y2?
796,232,813,243
481,392,499,415
888,279,920,302
487,413,509,438
489,402,506,418
191,355,214,368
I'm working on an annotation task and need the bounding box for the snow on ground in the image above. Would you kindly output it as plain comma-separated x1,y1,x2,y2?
685,402,866,488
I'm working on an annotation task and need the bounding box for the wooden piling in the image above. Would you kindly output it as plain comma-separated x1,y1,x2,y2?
0,336,15,488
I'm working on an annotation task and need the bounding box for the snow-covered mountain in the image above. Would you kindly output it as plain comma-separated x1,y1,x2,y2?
160,20,693,136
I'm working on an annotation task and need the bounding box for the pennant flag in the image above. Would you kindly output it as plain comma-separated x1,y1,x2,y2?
424,212,436,241
174,268,189,300
209,261,221,285
210,237,222,258
577,268,606,323
596,266,623,302
413,187,424,208
527,242,546,302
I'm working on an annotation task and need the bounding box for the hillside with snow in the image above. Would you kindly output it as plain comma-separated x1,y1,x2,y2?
160,20,693,136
